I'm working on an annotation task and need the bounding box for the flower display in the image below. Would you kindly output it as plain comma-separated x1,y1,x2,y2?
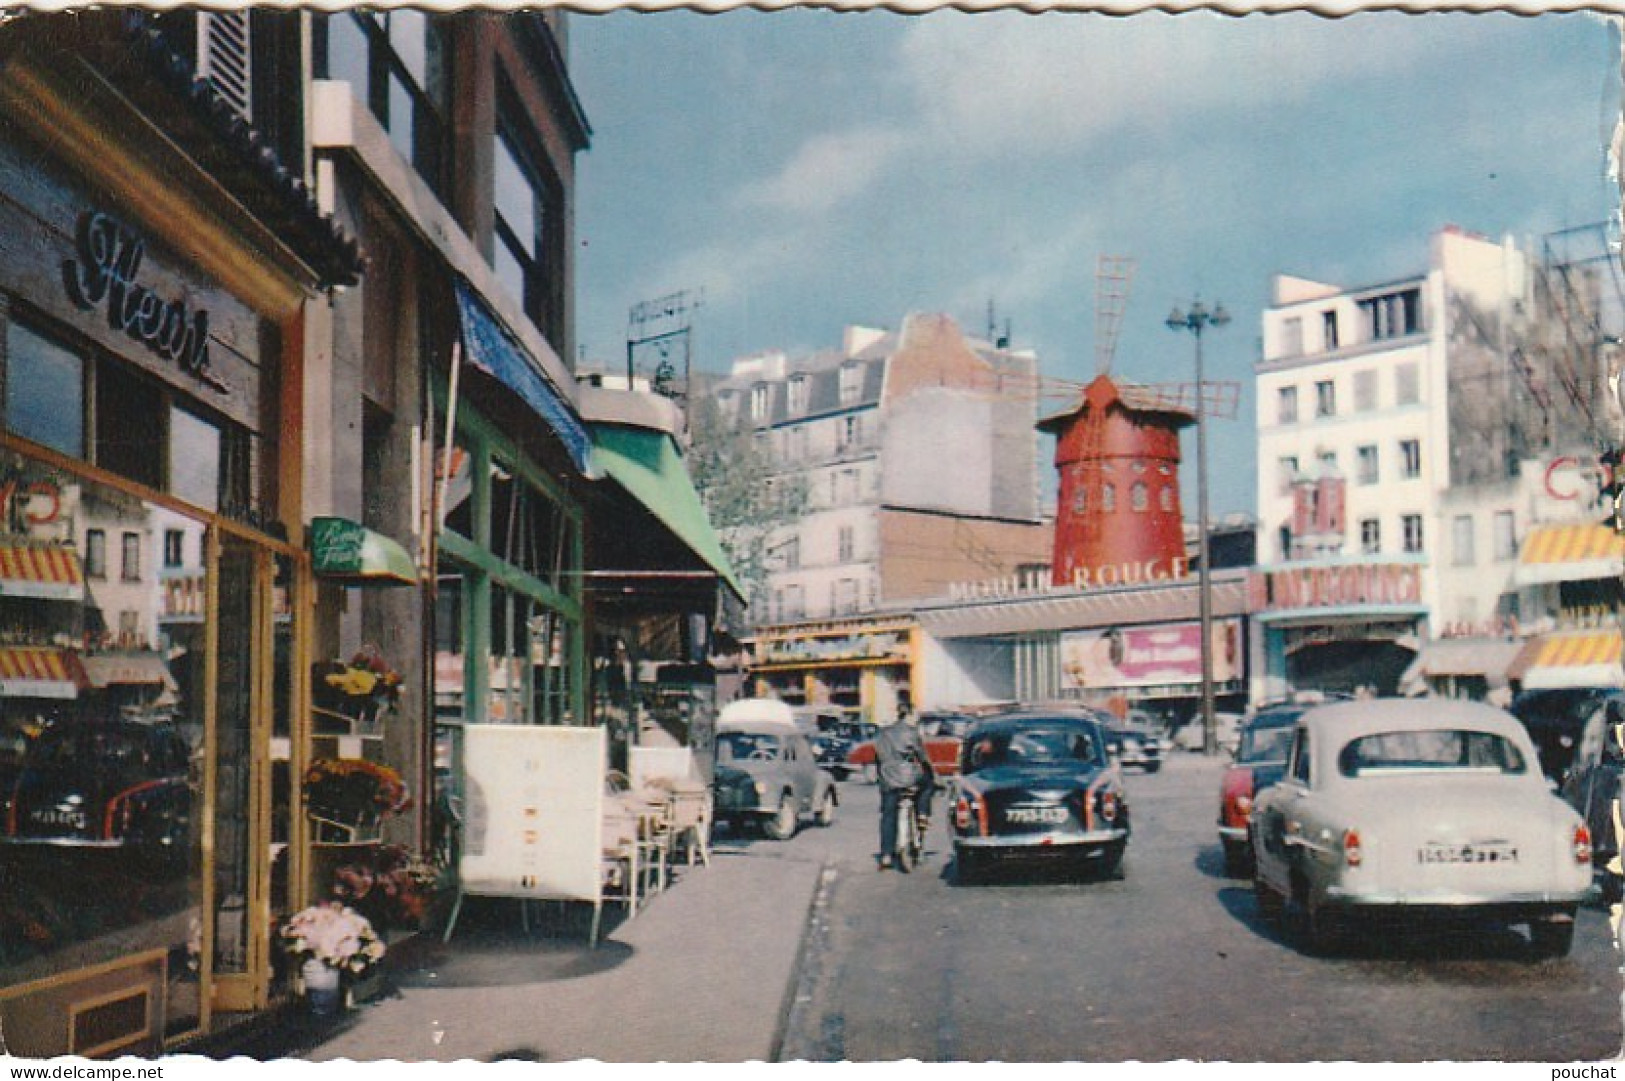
331,845,444,931
313,644,403,728
303,757,411,828
278,902,386,975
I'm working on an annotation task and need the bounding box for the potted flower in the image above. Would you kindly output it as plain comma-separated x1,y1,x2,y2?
278,902,385,1014
304,758,411,834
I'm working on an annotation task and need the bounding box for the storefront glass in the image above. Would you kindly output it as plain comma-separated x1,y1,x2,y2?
0,448,203,1037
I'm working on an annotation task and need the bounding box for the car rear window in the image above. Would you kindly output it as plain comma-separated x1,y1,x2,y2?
1238,724,1294,764
1337,729,1527,776
966,725,1100,771
717,731,782,762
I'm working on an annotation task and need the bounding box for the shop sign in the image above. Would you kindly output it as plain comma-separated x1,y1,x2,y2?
1060,620,1241,691
1071,555,1190,590
62,211,229,394
1252,562,1422,611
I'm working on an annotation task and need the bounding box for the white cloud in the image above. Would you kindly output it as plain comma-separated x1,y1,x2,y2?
742,126,913,213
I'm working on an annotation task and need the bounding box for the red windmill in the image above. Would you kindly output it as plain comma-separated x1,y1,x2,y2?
1040,257,1238,589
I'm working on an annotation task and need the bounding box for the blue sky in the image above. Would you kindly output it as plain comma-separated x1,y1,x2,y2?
569,9,1621,519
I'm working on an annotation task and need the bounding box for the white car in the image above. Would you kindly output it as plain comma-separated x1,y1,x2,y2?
1250,698,1593,957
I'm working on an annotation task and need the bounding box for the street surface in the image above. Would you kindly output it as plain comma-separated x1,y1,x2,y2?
753,753,1624,1062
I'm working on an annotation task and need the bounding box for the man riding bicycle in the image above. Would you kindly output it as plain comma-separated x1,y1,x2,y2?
875,706,935,871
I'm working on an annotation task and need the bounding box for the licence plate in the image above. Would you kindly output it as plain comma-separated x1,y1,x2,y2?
1005,806,1068,825
1417,841,1519,865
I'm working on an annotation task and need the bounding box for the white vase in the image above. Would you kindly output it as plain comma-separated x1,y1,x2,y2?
301,958,342,1016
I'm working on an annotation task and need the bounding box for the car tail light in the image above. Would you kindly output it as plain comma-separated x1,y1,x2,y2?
1343,828,1363,867
1098,790,1119,823
1575,823,1593,865
955,793,986,835
1235,794,1253,817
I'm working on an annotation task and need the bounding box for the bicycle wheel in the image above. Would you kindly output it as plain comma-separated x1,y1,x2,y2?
896,800,918,872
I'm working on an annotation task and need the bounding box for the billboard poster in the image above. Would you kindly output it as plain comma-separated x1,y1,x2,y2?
1060,620,1241,691
459,724,605,903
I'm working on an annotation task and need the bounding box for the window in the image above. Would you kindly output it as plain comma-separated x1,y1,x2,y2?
1452,514,1475,567
1277,386,1298,424
164,530,184,568
838,363,862,406
5,322,84,457
1131,482,1148,512
170,407,222,512
493,110,566,345
1322,310,1339,351
85,529,107,579
1071,486,1088,515
1360,518,1381,554
1315,380,1336,418
1402,513,1424,553
1338,729,1525,776
1359,287,1421,342
1290,728,1311,785
320,12,448,196
1356,445,1379,485
1101,484,1116,513
1280,317,1303,358
783,536,800,571
751,384,770,422
1493,510,1516,561
1395,363,1420,405
1277,456,1299,493
787,376,808,415
1318,450,1337,472
121,532,141,582
1400,439,1421,479
1353,369,1377,412
1159,486,1174,512
839,415,858,449
838,526,854,563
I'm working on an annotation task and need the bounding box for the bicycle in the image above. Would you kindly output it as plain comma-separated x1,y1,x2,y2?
895,787,926,872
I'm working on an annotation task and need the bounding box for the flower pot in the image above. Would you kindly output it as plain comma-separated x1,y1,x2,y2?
301,958,343,1016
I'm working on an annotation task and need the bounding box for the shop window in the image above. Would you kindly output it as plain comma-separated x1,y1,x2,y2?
5,322,85,458
95,362,163,492
489,458,569,589
170,407,222,513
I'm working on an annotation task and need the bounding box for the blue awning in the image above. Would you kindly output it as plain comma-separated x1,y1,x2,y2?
454,280,590,474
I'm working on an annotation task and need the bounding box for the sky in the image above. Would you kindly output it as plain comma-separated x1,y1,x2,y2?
568,8,1623,520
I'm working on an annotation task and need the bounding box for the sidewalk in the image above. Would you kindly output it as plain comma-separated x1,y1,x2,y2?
272,847,825,1064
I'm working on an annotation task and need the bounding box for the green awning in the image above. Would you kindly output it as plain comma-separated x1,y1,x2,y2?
589,426,742,599
309,517,418,587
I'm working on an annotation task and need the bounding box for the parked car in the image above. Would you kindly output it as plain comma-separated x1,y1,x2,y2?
948,710,1130,883
1104,723,1164,773
807,730,855,780
2,716,194,867
1510,687,1611,784
1217,703,1308,875
1250,698,1593,957
920,711,978,739
1173,711,1245,754
711,716,838,839
845,724,962,783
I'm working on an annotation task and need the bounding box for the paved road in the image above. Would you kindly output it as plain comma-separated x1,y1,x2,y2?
779,753,1625,1062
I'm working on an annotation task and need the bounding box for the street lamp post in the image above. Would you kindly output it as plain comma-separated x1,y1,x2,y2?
1166,299,1230,756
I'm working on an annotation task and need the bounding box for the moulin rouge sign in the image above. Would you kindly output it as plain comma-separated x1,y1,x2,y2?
61,212,228,394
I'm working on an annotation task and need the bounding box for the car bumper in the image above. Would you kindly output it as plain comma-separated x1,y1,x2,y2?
1218,825,1249,843
0,835,122,848
1320,886,1591,914
956,827,1128,850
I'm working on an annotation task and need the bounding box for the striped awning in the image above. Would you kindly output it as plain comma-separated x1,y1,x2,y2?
1508,630,1625,690
1514,522,1625,586
0,544,84,601
0,647,85,699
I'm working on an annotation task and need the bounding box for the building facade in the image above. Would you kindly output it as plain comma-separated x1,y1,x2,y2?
0,8,734,1054
1255,225,1618,698
714,314,1051,718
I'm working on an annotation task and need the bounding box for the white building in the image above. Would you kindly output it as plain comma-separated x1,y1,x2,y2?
1254,225,1618,699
